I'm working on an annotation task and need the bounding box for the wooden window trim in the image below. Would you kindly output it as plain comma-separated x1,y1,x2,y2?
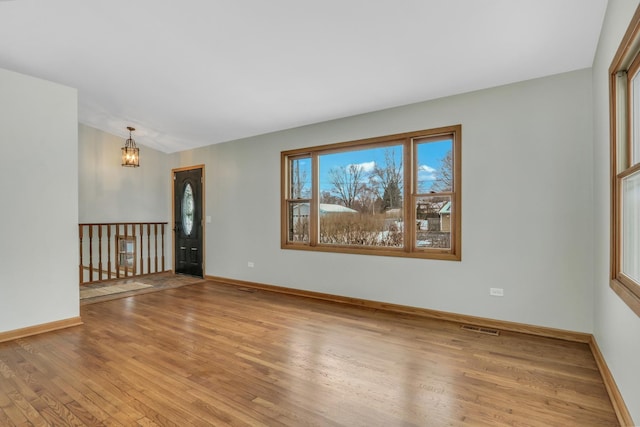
411,134,462,257
609,4,640,317
282,154,312,247
281,125,462,261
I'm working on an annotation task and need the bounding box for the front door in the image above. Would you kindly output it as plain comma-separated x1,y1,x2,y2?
174,167,203,277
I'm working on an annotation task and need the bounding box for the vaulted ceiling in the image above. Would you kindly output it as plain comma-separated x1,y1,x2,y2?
0,0,607,152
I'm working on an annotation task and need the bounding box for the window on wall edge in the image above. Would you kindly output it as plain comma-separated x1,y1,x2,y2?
281,125,462,261
609,4,640,317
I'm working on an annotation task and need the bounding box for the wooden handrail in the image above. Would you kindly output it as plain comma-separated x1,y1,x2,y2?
78,222,169,285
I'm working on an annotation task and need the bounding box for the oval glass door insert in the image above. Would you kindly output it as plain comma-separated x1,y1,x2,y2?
182,183,194,236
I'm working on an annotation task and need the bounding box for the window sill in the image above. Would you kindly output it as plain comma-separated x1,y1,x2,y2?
610,278,640,317
281,243,461,261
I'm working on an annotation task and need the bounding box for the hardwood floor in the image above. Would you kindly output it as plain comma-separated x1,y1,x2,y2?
79,272,206,305
0,281,618,426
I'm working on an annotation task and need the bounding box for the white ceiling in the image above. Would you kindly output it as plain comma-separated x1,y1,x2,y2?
0,0,607,153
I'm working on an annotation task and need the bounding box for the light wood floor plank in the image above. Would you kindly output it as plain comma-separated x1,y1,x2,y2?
0,279,619,426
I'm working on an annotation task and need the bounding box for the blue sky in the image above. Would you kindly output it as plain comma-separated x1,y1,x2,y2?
318,140,451,193
290,139,452,197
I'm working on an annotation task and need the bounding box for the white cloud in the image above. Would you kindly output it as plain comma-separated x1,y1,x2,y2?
418,165,437,192
418,164,437,184
350,161,376,173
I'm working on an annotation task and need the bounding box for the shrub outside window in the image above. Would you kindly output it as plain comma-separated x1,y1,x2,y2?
281,125,461,260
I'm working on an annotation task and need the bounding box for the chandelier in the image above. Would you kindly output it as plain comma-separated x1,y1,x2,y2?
121,126,140,167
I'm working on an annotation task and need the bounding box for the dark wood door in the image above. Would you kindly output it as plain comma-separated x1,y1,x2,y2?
174,168,203,277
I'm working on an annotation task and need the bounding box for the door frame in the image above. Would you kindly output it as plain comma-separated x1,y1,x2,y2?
172,164,205,275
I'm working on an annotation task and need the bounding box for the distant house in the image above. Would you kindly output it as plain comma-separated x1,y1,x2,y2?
319,204,359,215
439,201,451,232
415,200,451,232
292,203,358,219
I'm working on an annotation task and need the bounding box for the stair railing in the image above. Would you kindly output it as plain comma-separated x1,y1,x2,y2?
78,222,168,285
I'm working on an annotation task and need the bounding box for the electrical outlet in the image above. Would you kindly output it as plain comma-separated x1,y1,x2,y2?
489,288,504,297
247,261,254,268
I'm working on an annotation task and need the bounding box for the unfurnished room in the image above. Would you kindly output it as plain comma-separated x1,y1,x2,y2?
0,1,639,425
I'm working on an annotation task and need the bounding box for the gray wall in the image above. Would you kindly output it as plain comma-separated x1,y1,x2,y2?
78,124,173,270
0,68,79,332
173,68,595,334
592,0,640,421
79,124,171,223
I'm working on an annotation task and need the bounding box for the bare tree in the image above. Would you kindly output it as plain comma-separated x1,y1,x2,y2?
353,182,380,214
328,164,365,208
371,148,403,211
381,181,401,211
430,150,453,193
320,190,342,205
291,160,309,199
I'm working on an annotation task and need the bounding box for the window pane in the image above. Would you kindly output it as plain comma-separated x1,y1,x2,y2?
622,170,640,282
318,145,404,247
416,196,452,249
416,139,453,193
319,146,403,211
282,126,461,260
633,71,640,166
289,157,312,199
288,202,309,242
182,183,194,236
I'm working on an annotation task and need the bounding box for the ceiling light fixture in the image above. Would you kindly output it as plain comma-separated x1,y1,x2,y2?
121,126,140,167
